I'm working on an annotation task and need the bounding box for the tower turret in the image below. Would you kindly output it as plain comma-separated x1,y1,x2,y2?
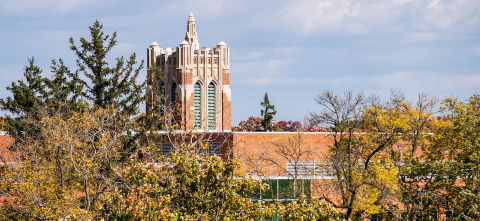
185,12,199,50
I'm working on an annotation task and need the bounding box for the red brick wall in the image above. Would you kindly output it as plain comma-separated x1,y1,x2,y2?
221,70,231,131
175,69,196,130
176,71,182,85
223,70,229,85
230,132,342,204
222,93,231,131
232,132,333,176
186,70,193,85
185,92,195,130
176,70,192,85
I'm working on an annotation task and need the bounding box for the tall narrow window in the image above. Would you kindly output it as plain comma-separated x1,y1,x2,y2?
194,83,201,129
208,83,216,130
171,83,177,106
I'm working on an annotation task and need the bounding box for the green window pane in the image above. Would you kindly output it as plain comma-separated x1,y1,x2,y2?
208,83,215,130
194,83,201,129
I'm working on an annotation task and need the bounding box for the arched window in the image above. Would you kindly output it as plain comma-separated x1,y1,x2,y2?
171,82,177,106
208,83,216,130
194,83,201,129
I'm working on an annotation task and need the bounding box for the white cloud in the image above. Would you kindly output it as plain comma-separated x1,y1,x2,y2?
372,72,413,85
232,52,263,60
166,0,239,19
275,0,377,35
324,71,480,99
254,0,479,36
326,76,356,87
390,26,404,32
427,0,441,8
231,46,301,82
0,0,106,16
233,57,296,81
242,77,317,86
420,0,480,30
393,0,414,6
407,32,439,42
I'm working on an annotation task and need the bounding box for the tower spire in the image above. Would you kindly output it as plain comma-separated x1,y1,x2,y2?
185,12,199,50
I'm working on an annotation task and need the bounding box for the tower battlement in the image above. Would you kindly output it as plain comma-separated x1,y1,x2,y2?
147,13,231,131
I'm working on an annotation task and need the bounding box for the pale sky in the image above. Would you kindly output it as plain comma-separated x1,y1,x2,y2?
1,0,479,125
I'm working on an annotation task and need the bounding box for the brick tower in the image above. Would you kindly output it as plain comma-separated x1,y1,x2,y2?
146,13,231,131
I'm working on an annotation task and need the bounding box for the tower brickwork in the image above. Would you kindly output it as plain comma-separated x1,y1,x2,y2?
146,13,231,131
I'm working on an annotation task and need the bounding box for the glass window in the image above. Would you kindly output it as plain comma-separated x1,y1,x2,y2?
171,83,177,106
194,83,201,129
208,83,215,130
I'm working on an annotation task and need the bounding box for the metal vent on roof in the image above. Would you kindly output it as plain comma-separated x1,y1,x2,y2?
286,161,333,178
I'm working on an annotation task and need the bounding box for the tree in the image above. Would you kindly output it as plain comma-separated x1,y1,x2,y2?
0,58,81,116
0,101,286,220
308,90,400,220
1,21,147,162
276,120,303,132
373,92,440,220
406,94,480,220
269,133,316,199
234,116,263,132
0,104,133,219
279,196,342,221
69,20,145,115
99,148,280,220
310,90,441,220
261,92,277,131
0,57,83,142
0,20,145,122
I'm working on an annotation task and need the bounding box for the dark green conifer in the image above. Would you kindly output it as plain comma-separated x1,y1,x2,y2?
260,92,277,131
1,20,145,137
69,20,145,115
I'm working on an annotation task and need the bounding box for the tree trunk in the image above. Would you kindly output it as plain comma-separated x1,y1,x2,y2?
84,177,90,212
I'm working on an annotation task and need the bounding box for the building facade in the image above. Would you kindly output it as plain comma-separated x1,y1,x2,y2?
146,13,231,131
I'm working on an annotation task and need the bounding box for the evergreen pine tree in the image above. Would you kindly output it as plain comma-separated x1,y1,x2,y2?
1,20,145,139
0,58,46,116
260,92,277,131
69,20,145,115
0,57,82,137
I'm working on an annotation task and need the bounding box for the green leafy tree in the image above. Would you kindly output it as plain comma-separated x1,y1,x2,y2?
260,92,277,131
0,101,281,220
280,196,343,221
308,90,403,220
406,94,480,220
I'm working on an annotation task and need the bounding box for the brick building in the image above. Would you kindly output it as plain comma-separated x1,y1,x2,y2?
146,14,335,201
146,13,231,131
